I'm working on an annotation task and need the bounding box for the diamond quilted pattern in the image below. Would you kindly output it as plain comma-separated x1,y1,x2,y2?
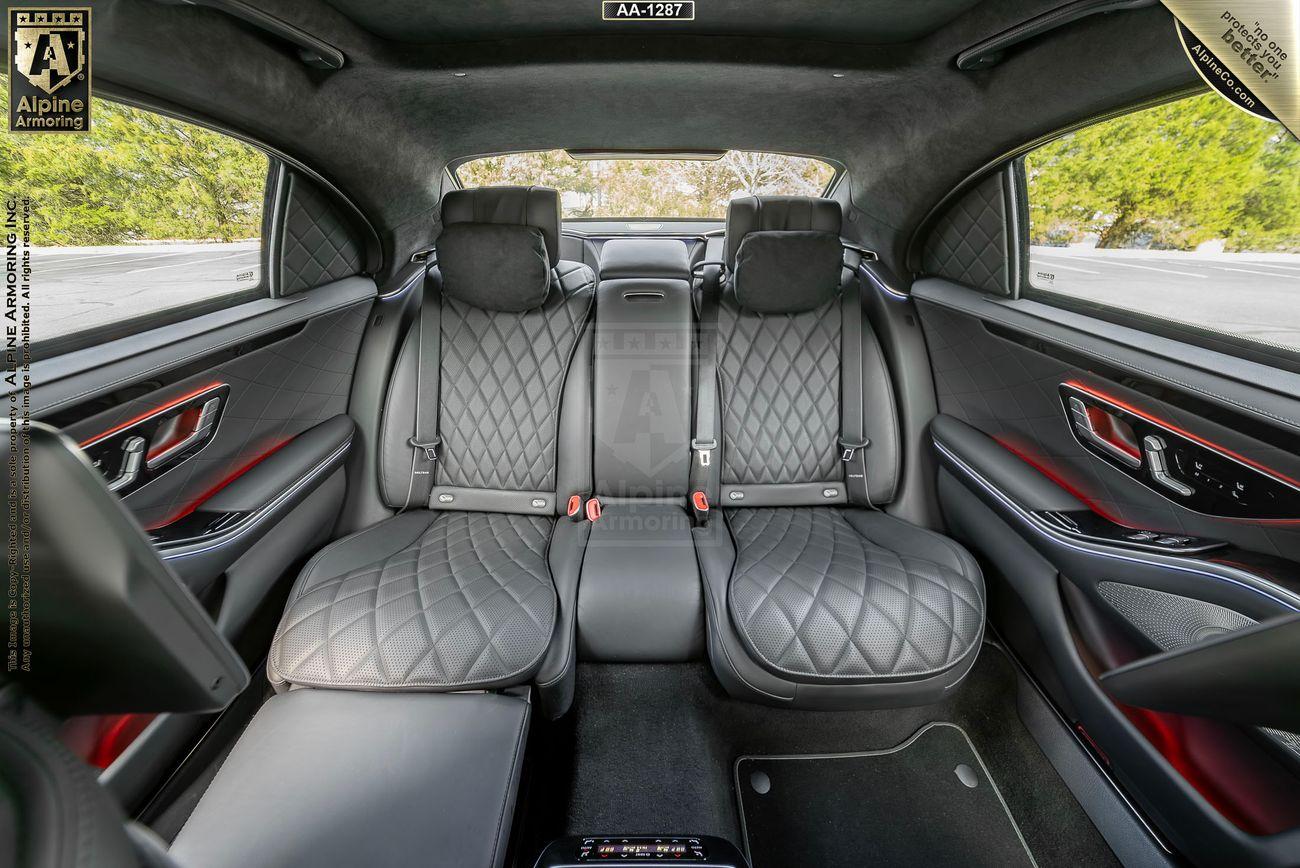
271,511,556,689
281,174,364,295
728,508,983,680
922,173,1009,296
437,277,593,492
716,292,841,485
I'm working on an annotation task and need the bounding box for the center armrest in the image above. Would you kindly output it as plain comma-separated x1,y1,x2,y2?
170,690,529,868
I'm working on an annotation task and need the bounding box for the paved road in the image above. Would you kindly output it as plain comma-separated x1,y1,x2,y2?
30,242,261,343
1028,247,1300,353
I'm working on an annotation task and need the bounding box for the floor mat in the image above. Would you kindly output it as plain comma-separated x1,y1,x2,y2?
736,722,1037,868
528,650,1118,867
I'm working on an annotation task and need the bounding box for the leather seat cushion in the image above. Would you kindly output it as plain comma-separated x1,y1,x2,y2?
727,507,984,683
269,510,556,691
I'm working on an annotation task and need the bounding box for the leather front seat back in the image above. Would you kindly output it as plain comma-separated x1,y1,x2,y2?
268,187,595,714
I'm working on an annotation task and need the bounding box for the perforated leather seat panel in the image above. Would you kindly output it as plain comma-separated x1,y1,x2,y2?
270,511,556,691
727,507,984,682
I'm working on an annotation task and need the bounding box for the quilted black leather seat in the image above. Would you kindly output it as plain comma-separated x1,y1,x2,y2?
268,187,595,715
694,196,986,709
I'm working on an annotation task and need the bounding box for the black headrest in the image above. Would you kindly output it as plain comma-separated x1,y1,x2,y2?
725,195,842,267
436,223,552,312
441,185,561,266
732,230,844,314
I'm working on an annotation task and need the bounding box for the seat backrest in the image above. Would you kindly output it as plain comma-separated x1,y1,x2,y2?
379,186,595,515
712,195,899,507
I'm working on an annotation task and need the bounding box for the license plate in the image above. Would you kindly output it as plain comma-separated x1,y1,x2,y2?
602,2,695,21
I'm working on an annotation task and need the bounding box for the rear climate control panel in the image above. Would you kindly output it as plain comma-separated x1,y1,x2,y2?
1059,383,1300,520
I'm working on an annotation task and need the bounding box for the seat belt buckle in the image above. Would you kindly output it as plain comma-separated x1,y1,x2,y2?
409,436,441,462
691,438,718,467
585,497,603,523
839,437,870,462
566,494,585,523
690,490,710,526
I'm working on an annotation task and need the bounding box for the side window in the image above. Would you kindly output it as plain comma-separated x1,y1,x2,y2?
1023,93,1300,357
0,82,270,352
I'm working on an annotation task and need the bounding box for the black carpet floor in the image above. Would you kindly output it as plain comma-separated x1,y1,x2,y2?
522,644,1119,868
736,723,1035,867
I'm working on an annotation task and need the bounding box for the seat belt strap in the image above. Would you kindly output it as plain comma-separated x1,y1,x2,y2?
405,267,443,509
840,273,871,505
690,260,724,510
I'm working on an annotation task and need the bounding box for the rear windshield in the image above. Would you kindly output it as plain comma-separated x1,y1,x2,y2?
454,150,836,219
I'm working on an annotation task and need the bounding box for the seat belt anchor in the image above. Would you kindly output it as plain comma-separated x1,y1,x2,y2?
690,490,710,526
566,494,586,523
409,436,441,462
691,438,718,467
839,437,870,462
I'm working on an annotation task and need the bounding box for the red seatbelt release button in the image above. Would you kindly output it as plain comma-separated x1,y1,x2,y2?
691,490,709,525
585,497,603,522
566,494,584,521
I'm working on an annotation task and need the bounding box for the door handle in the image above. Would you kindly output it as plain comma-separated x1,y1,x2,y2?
106,436,146,493
146,396,222,469
1068,397,1142,468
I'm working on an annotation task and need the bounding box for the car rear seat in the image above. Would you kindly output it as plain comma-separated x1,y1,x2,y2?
692,196,987,709
267,186,595,716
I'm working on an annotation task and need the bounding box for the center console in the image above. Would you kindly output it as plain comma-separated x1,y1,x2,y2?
575,237,707,663
534,835,749,867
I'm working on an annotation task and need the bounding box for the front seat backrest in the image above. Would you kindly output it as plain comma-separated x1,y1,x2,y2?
3,422,247,716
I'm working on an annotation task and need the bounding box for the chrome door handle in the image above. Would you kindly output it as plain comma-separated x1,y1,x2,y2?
1143,435,1194,497
106,436,146,492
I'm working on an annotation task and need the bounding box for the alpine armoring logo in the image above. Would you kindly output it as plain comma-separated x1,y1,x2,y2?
8,7,91,133
1175,19,1278,123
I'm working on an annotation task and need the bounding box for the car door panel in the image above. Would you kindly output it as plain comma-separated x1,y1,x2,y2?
153,413,354,619
913,278,1300,864
56,301,369,530
26,288,375,809
915,286,1300,560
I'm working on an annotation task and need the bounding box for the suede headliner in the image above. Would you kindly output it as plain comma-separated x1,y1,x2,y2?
91,0,1196,280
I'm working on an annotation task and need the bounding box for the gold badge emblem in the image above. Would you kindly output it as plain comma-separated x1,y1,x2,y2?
13,9,85,95
8,8,91,132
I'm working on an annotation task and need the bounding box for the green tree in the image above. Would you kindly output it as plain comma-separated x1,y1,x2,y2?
1026,94,1300,252
457,150,835,218
0,76,267,245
